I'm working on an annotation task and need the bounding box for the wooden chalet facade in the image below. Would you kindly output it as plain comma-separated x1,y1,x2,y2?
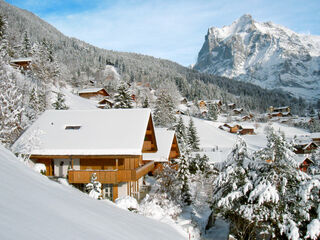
143,129,180,174
78,88,110,99
294,142,318,154
13,109,159,202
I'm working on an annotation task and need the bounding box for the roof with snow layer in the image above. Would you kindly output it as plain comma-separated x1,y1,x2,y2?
13,109,153,156
143,128,175,162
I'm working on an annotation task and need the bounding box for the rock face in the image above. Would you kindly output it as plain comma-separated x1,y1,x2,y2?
194,14,320,101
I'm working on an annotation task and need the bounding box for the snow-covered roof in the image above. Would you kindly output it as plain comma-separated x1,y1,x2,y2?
13,109,153,156
143,129,175,162
78,88,107,94
311,132,320,139
294,154,312,165
10,57,32,63
273,106,290,110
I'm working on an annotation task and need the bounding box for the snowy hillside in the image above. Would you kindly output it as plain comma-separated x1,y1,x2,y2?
184,115,309,162
0,145,184,240
195,14,320,101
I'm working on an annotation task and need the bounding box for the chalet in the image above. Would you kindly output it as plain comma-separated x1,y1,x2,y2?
311,133,320,146
293,136,318,154
78,88,110,99
10,57,32,70
233,108,243,115
97,98,114,109
143,128,180,174
295,155,314,173
228,103,236,110
242,114,253,121
198,100,207,109
210,100,222,107
220,123,242,134
239,128,255,135
180,98,188,105
269,106,291,113
12,109,158,202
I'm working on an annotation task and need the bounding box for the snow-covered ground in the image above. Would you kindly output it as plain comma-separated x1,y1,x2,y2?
182,115,309,163
0,145,184,240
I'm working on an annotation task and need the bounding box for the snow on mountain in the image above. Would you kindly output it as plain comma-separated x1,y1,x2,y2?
0,145,184,240
194,14,320,102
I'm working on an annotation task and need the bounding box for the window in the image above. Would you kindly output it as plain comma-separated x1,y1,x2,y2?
104,184,113,201
65,126,81,130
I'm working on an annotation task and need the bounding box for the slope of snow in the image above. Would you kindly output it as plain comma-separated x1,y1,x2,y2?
0,145,184,240
183,115,309,162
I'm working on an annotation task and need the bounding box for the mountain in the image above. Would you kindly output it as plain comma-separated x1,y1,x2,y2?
0,1,307,113
194,14,320,102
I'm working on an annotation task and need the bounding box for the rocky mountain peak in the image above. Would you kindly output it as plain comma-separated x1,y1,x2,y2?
195,15,320,102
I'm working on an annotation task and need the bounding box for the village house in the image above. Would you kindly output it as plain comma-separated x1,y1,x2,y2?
233,108,243,115
269,106,291,113
293,136,318,154
198,100,207,109
78,88,110,99
296,155,314,173
143,128,180,174
97,98,114,109
219,123,255,135
12,109,159,202
10,57,32,70
227,103,236,110
311,132,320,146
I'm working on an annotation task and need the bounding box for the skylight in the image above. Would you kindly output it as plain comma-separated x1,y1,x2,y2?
65,126,81,130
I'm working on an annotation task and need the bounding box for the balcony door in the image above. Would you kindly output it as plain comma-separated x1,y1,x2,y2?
103,184,113,201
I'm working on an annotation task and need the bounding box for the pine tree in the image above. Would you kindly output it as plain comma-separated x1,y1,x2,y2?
177,150,192,206
211,131,320,239
0,14,9,61
52,92,68,110
0,66,24,147
86,173,102,200
113,82,133,109
21,31,31,57
26,87,46,122
142,96,149,108
174,115,187,150
187,117,200,151
207,103,218,121
153,89,176,128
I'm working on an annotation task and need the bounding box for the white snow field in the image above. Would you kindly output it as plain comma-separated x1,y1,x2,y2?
0,145,184,240
183,115,309,163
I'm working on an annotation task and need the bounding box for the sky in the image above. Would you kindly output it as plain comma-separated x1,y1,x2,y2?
6,0,320,66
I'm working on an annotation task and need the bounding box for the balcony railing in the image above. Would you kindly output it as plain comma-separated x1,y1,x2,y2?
68,161,154,184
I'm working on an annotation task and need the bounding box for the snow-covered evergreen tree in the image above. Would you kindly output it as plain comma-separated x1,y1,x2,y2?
21,31,31,57
86,173,102,200
207,103,218,121
153,89,176,128
0,14,9,61
52,92,68,110
174,115,187,150
177,150,192,206
0,65,24,147
26,87,46,122
212,131,320,239
142,96,149,108
187,117,200,151
113,82,133,109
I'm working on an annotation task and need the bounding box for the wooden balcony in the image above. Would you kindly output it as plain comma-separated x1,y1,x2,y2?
68,161,154,184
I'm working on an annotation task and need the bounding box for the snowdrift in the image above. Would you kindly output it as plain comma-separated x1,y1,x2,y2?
0,145,184,240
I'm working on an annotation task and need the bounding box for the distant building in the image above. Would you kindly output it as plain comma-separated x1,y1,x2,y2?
10,57,32,70
78,88,109,99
